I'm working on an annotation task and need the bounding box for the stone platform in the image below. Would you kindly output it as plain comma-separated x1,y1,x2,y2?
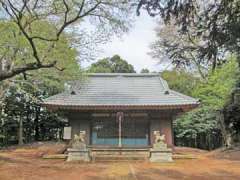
67,148,90,162
149,148,173,162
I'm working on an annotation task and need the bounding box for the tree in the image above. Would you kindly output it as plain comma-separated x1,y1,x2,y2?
174,57,238,149
88,55,136,73
174,106,222,150
161,70,200,96
192,57,238,109
138,0,240,147
0,20,82,92
0,81,67,145
0,47,80,145
0,0,135,81
138,0,240,71
0,21,82,145
150,24,208,79
140,68,150,73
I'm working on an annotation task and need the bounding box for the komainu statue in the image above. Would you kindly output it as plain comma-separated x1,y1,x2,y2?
72,131,87,150
150,130,173,162
153,131,167,149
154,131,166,144
67,130,90,162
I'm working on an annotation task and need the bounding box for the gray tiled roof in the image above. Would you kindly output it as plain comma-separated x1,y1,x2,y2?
43,73,199,107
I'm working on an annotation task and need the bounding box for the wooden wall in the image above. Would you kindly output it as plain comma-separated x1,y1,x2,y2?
67,111,175,147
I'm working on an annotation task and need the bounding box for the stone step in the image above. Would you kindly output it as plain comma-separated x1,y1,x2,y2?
91,152,149,155
92,155,149,162
42,154,67,159
91,150,150,162
90,148,150,152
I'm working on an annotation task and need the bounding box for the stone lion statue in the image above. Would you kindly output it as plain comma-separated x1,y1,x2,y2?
73,131,86,143
72,131,86,149
154,131,165,144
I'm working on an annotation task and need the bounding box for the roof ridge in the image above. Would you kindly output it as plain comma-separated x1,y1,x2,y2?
158,76,170,93
86,73,159,77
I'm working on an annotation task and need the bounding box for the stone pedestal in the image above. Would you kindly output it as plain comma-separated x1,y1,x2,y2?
67,148,90,162
149,131,173,162
150,148,173,162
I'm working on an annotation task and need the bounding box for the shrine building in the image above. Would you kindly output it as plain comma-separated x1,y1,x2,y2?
43,73,199,160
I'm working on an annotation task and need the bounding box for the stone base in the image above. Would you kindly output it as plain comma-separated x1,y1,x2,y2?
150,149,173,162
67,148,90,162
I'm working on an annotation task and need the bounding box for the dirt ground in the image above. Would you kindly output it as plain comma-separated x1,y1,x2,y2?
0,142,240,180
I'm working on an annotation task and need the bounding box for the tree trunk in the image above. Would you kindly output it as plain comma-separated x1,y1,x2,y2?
34,107,40,141
18,117,23,145
26,106,31,142
218,110,233,147
194,136,197,148
217,55,240,147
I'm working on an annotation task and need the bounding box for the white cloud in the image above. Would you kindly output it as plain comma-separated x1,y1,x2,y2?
82,12,167,72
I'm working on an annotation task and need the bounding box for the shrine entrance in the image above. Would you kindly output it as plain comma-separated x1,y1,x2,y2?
91,112,150,147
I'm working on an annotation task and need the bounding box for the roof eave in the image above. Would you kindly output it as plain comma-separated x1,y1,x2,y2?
42,103,199,111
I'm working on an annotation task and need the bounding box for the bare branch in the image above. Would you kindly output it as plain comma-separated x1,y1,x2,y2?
30,0,101,42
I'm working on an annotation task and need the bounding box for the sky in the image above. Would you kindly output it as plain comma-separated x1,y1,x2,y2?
83,13,167,73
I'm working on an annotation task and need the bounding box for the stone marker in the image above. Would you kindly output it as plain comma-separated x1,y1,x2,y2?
67,131,90,162
150,131,173,162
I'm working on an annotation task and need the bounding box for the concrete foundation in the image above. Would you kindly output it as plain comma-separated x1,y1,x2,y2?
149,149,173,162
67,148,90,162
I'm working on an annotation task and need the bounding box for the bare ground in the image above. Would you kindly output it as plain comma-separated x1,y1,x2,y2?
0,142,240,180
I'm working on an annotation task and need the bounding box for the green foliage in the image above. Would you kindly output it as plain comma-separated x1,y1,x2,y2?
0,81,67,146
0,0,135,80
139,0,240,147
140,68,150,73
0,20,55,65
172,58,238,149
162,70,200,96
221,94,240,144
138,0,240,72
174,106,222,150
192,57,238,109
1,20,82,94
0,20,82,87
87,55,136,73
0,20,82,146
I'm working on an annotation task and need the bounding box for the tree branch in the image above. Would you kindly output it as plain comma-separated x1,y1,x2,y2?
0,61,57,81
0,0,123,81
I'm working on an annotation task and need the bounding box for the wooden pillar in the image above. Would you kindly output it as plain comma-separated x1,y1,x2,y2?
117,112,124,147
119,116,122,147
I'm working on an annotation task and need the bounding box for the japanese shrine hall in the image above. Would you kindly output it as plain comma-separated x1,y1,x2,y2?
43,73,199,160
